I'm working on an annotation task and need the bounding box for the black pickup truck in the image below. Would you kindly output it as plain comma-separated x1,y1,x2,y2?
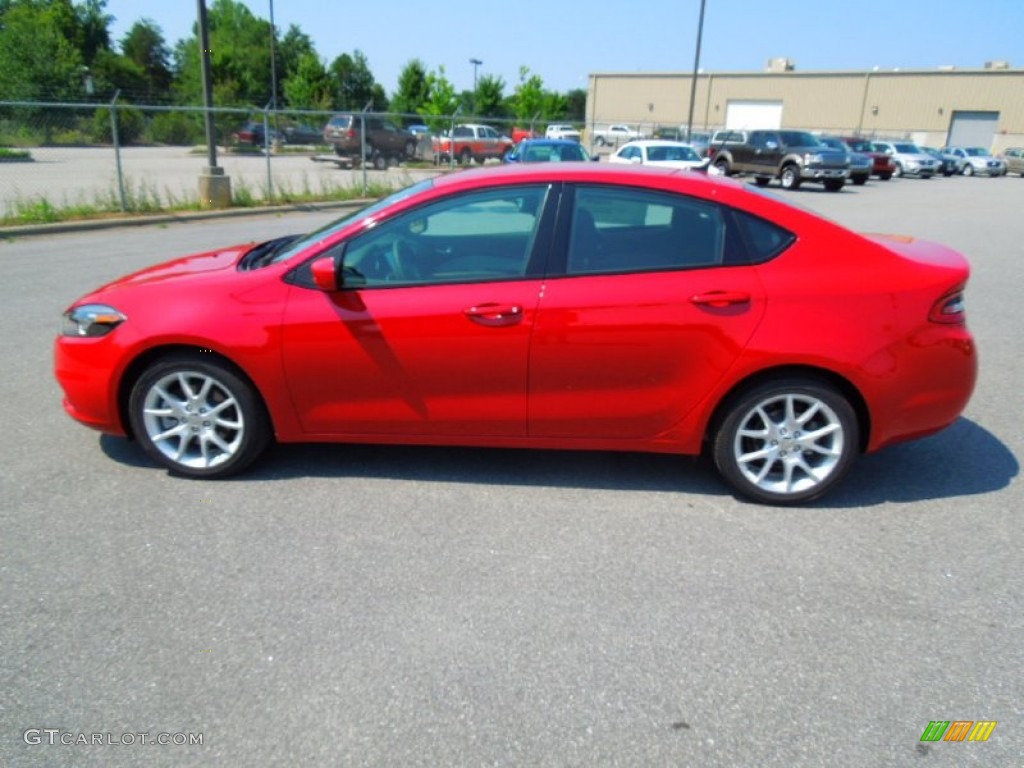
709,129,850,191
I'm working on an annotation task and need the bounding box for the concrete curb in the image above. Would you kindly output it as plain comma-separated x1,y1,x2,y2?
0,199,370,239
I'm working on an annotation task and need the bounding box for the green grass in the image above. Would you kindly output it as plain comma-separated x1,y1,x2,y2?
0,148,33,162
0,172,414,228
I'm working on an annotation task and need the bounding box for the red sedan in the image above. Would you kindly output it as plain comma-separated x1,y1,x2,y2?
55,165,976,504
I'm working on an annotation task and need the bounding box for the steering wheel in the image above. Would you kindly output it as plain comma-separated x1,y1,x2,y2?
387,237,416,280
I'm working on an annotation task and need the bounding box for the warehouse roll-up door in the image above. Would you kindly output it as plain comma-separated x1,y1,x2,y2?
725,101,783,130
948,111,999,148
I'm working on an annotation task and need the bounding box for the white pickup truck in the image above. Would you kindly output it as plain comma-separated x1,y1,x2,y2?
590,124,643,146
544,124,581,142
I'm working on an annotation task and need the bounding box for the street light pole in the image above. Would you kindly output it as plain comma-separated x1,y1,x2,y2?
196,0,230,207
269,0,278,112
685,0,707,143
469,58,482,91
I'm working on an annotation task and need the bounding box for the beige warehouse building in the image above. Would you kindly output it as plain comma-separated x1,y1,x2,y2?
585,63,1024,151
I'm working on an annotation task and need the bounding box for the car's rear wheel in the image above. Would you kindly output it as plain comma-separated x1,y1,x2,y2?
712,378,859,505
128,355,270,479
404,140,417,160
779,164,802,190
893,163,903,177
372,150,387,170
852,175,868,186
713,158,730,176
878,173,892,181
823,179,845,192
753,176,771,186
459,148,473,166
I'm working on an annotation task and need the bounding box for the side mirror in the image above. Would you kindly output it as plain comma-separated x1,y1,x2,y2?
310,255,338,292
630,157,643,165
504,152,519,163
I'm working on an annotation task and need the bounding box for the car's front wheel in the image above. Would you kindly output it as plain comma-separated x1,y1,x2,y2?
962,164,974,176
779,164,802,190
712,378,859,505
128,354,270,479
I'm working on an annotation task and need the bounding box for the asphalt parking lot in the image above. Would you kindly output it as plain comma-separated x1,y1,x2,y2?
1,173,1021,766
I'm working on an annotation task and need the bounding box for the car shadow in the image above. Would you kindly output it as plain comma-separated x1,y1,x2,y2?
99,417,1015,507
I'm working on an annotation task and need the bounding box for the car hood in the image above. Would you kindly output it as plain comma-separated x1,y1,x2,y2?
88,245,249,296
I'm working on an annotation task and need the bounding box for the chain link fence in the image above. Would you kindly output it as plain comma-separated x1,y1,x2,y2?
0,101,558,222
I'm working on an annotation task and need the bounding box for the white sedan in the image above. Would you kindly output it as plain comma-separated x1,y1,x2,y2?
609,140,707,170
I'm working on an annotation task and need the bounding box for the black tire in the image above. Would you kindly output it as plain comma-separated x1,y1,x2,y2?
713,158,731,176
878,173,892,181
404,140,417,160
459,148,473,166
852,175,868,186
128,354,270,479
823,179,845,192
893,163,903,178
779,164,802,190
712,377,859,505
962,164,974,177
596,136,607,147
753,176,771,187
372,150,387,170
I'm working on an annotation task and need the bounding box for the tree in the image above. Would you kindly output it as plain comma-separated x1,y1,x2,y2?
0,0,85,103
509,66,545,124
417,66,459,133
390,59,429,124
328,50,382,110
173,0,274,107
120,19,172,102
473,74,507,119
75,0,112,66
282,53,331,110
565,88,587,122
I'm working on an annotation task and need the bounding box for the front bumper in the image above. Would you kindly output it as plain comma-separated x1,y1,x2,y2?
801,167,849,180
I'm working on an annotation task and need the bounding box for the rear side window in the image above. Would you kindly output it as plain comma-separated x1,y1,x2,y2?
731,209,795,263
567,186,726,275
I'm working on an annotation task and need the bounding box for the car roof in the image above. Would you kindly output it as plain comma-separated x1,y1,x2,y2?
619,140,695,148
518,138,584,147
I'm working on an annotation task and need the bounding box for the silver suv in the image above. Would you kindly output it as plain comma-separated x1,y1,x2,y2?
871,141,939,178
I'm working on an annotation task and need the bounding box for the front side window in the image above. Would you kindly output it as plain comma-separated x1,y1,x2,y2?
567,186,726,275
340,186,549,287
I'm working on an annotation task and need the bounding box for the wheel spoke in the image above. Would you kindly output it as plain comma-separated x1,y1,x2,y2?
152,422,188,443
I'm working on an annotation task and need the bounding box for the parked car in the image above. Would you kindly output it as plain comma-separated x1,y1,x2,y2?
591,124,644,146
433,124,515,165
323,113,418,169
871,141,939,178
651,129,711,156
406,124,430,136
232,122,282,146
711,130,849,191
54,164,976,505
941,146,1007,177
838,137,896,180
998,147,1024,177
545,124,582,142
504,139,593,163
919,147,958,176
280,123,322,145
609,140,706,170
818,136,872,185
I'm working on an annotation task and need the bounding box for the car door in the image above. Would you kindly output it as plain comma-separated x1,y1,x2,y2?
281,184,554,437
529,185,766,439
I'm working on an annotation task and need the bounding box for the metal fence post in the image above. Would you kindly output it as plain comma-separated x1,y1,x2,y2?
263,106,273,203
109,90,127,212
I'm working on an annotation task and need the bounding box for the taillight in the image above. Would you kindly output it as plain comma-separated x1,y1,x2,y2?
929,284,966,324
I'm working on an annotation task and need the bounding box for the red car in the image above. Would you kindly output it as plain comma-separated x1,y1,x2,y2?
840,137,897,180
55,165,976,504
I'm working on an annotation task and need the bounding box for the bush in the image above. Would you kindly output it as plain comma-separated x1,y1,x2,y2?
149,111,204,146
91,107,146,145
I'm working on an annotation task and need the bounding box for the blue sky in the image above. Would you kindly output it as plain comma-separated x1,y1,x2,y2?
104,0,1023,94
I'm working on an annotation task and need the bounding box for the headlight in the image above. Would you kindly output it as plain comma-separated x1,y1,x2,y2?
61,304,126,337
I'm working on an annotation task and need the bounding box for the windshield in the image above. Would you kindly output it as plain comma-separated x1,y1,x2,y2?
846,140,873,152
893,143,920,153
779,131,820,147
264,178,436,265
964,147,988,156
648,144,700,162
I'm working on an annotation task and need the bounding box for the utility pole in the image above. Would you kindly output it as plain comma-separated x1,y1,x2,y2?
197,0,231,207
